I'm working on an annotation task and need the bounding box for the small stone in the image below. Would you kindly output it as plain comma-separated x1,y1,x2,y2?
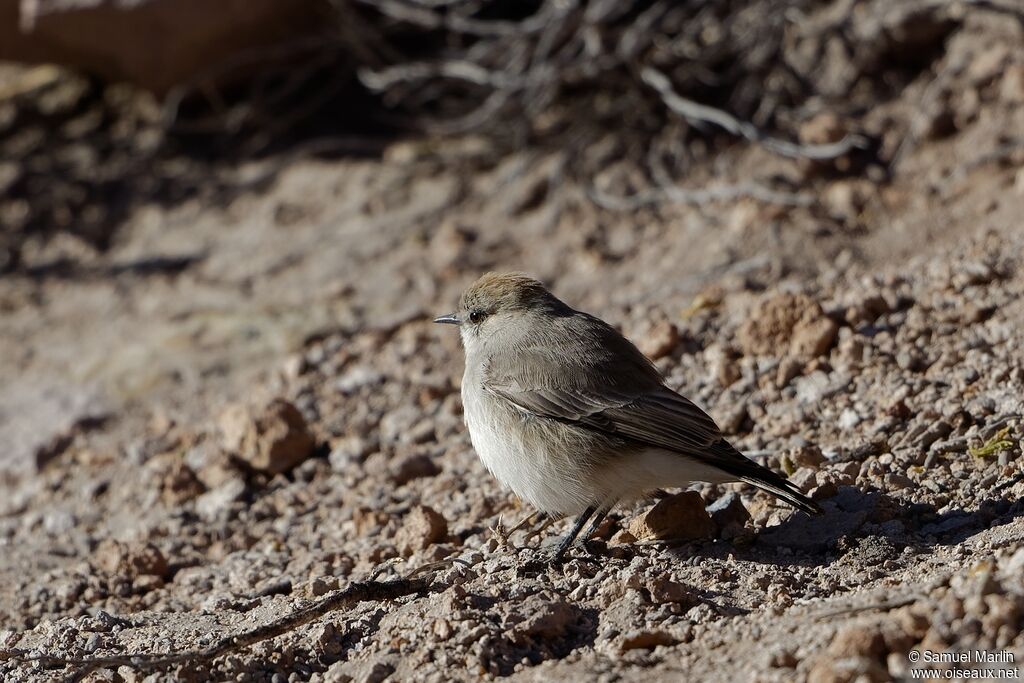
789,467,817,493
1000,63,1024,103
334,365,384,394
304,576,339,597
195,478,247,521
838,408,861,430
93,540,169,579
617,630,678,651
159,460,205,505
705,344,740,388
769,647,798,668
394,505,448,556
323,661,354,683
713,402,748,435
828,625,886,658
737,292,837,359
800,112,846,146
884,473,914,490
390,452,441,485
791,316,839,360
807,656,887,683
968,44,1008,85
219,399,315,475
280,354,307,380
328,435,373,471
636,320,680,361
706,492,751,535
512,592,579,642
775,357,803,388
896,350,927,372
433,618,453,640
609,529,637,546
627,491,716,542
646,576,699,606
789,445,826,469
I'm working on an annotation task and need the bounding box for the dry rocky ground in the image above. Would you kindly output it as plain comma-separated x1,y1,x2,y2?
3,10,1024,683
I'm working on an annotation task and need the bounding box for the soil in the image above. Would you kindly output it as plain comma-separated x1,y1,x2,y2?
2,9,1024,683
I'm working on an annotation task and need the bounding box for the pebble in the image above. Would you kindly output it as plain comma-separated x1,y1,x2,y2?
395,505,448,556
195,478,247,521
219,399,315,475
706,492,751,535
627,491,716,542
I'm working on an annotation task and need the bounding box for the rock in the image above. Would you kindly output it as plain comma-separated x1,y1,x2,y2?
636,320,680,361
93,540,169,580
838,408,861,430
627,491,716,542
512,592,579,642
328,435,374,471
334,365,385,394
394,505,448,556
823,180,872,223
791,316,839,360
159,459,205,505
1000,63,1024,103
884,473,914,490
790,467,818,493
390,451,441,485
646,576,699,606
617,629,678,651
775,357,803,388
967,44,1009,85
0,0,327,94
769,647,798,668
609,529,637,546
706,491,751,535
195,478,247,521
828,625,886,658
219,399,315,475
800,112,845,145
807,656,888,683
705,344,740,388
737,292,837,360
896,349,927,372
788,445,826,469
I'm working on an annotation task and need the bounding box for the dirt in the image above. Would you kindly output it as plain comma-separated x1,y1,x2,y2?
2,9,1024,683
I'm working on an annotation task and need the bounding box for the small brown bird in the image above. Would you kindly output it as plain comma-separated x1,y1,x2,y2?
435,272,821,560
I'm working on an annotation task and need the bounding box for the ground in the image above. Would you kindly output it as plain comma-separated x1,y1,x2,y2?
2,9,1024,683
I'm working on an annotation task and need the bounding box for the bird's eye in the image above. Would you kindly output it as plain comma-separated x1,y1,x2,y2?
469,309,485,324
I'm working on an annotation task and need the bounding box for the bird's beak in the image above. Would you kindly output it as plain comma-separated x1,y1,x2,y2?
433,313,460,325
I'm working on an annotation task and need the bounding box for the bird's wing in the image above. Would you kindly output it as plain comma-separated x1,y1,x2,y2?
487,379,723,453
480,317,822,515
481,326,722,454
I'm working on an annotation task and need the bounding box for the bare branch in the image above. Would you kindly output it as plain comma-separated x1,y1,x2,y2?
2,577,433,676
640,67,868,161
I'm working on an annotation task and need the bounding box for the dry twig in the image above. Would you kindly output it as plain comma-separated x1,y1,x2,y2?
2,577,433,677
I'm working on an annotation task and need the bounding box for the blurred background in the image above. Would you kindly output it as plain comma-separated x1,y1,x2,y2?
2,1,1024,679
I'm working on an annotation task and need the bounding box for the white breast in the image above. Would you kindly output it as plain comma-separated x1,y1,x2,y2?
461,382,598,516
459,352,735,516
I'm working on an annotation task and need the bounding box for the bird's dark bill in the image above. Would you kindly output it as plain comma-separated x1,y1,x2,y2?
433,313,459,325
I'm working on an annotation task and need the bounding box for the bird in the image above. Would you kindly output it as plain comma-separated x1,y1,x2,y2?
434,272,821,560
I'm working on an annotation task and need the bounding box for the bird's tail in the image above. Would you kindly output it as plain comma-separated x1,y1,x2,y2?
708,440,823,515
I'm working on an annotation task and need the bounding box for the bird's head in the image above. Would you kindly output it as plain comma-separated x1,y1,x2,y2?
434,272,565,351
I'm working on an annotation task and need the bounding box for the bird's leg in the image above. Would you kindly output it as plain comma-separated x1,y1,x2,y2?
552,507,596,562
508,511,544,536
582,506,612,542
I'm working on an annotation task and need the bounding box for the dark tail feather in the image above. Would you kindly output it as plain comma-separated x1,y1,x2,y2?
739,474,823,515
708,440,823,515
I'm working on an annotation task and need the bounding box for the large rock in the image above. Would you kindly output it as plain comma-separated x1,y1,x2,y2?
219,398,315,475
0,0,327,94
627,491,716,542
737,292,838,360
